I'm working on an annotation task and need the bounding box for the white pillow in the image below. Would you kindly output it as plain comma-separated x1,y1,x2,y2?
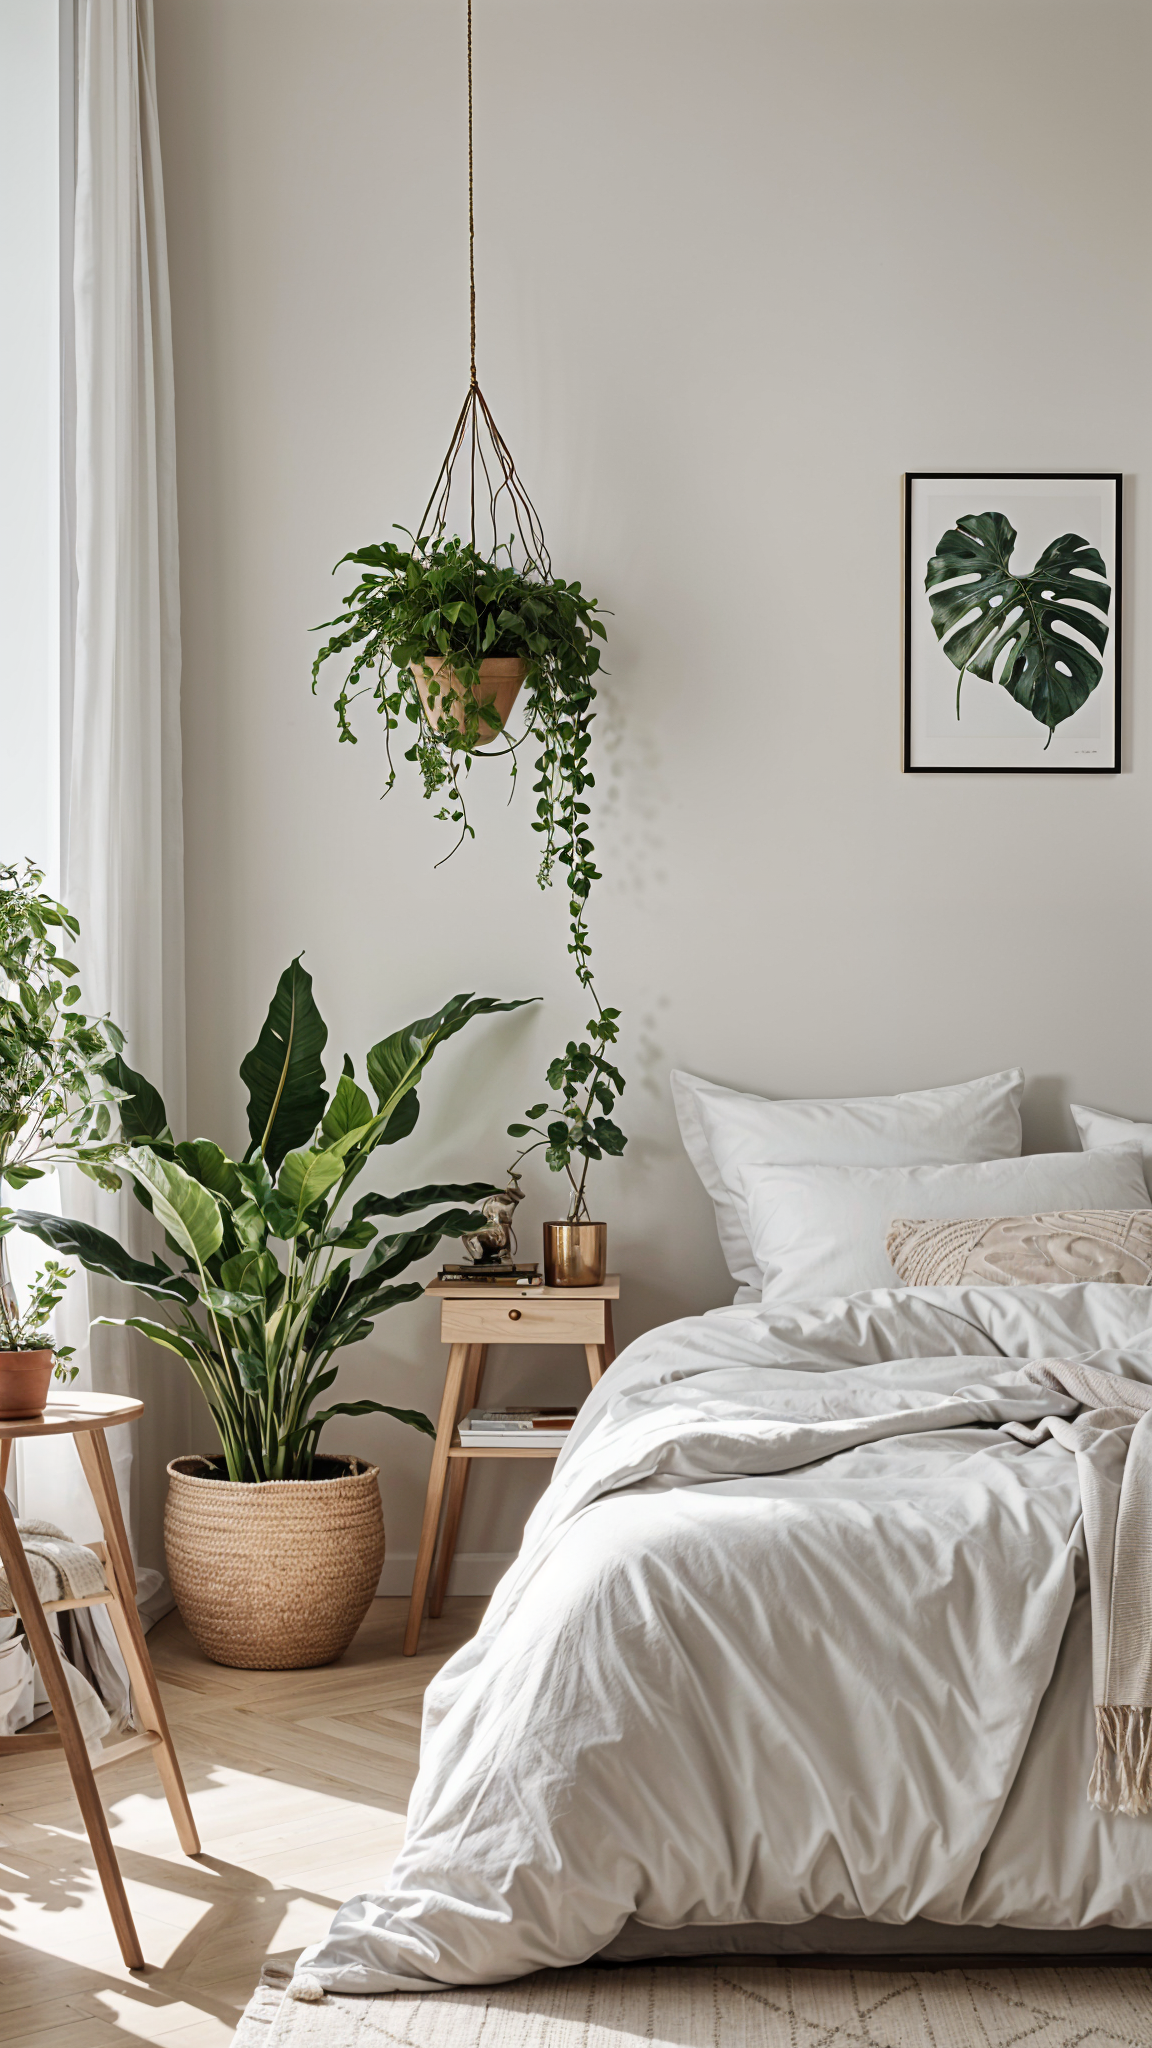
670,1068,1024,1292
1071,1103,1152,1202
740,1145,1151,1303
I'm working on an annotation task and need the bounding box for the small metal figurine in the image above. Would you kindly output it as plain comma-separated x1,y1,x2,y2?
461,1176,524,1265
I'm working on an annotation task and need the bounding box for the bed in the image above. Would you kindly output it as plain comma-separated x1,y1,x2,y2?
291,1071,1152,1996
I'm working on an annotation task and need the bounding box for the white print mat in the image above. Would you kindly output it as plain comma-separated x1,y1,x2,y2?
234,1961,1152,2047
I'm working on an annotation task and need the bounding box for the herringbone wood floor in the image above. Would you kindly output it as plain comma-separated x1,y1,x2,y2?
0,1596,486,2048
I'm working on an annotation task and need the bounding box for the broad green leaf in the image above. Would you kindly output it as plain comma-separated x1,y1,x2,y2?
239,957,329,1174
234,1350,268,1392
277,1145,345,1218
14,1209,197,1302
290,1398,435,1448
320,1072,373,1147
220,1248,280,1295
323,1218,377,1250
175,1139,244,1206
365,993,536,1117
94,1316,206,1367
125,1149,223,1268
351,1181,502,1222
100,1052,170,1143
201,1284,265,1316
926,513,1111,737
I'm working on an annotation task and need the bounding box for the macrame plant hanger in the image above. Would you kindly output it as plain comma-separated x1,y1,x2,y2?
417,0,550,576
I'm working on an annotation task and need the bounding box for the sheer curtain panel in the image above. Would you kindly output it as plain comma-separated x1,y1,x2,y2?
16,0,190,1602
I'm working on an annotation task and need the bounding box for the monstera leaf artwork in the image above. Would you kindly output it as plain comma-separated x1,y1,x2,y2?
925,512,1111,744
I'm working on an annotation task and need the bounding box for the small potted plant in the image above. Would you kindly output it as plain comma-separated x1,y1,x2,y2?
0,1254,77,1420
18,957,531,1669
506,1008,626,1286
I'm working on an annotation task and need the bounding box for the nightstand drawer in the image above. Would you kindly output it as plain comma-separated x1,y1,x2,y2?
439,1296,606,1346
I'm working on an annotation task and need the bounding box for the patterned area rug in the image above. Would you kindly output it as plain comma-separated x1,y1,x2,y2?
234,1960,1152,2046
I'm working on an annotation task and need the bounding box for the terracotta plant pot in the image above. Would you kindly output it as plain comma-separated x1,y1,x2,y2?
412,655,527,748
0,1348,54,1421
164,1453,385,1670
543,1222,608,1288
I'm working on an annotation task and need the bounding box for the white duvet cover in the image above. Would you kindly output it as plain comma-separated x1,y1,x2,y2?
298,1284,1152,1995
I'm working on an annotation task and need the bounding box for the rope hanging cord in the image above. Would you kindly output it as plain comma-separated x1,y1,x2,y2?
417,0,550,573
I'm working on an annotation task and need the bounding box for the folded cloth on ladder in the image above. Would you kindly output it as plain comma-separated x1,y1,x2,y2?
0,1518,107,1610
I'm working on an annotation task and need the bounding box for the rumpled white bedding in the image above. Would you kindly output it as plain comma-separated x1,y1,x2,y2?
297,1284,1152,1995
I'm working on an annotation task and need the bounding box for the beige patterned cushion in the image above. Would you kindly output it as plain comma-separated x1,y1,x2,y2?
886,1209,1152,1288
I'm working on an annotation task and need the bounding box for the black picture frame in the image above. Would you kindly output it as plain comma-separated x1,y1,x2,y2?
903,472,1123,774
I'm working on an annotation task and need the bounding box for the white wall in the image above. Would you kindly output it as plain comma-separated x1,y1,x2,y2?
153,0,1152,1585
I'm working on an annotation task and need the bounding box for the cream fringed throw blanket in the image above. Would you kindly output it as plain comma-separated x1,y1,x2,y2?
1007,1363,1152,1815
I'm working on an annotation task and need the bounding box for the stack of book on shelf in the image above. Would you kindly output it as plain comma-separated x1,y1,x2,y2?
436,1263,542,1288
457,1407,578,1448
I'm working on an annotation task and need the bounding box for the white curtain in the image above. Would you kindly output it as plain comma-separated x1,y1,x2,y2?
15,0,189,1604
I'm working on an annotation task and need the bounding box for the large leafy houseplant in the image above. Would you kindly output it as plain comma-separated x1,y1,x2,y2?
313,534,627,1224
18,959,530,1482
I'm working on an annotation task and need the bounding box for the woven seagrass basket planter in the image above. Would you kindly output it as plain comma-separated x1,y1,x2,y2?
164,1453,385,1670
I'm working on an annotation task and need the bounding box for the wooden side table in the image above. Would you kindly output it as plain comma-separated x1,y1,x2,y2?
0,1392,199,1969
403,1277,619,1656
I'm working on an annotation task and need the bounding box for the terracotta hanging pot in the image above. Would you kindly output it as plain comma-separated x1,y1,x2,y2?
412,655,526,749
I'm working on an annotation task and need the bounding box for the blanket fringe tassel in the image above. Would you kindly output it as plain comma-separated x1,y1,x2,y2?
1090,1706,1152,1816
287,1972,327,2003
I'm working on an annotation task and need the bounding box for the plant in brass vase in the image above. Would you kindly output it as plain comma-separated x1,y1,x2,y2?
17,957,533,1483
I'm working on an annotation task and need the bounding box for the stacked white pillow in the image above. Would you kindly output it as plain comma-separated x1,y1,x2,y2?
671,1068,1025,1295
1071,1103,1152,1201
740,1146,1151,1303
672,1067,1152,1304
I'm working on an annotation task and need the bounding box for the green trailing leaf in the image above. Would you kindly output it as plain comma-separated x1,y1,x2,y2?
289,1399,436,1449
350,1180,502,1222
925,512,1111,739
95,1316,206,1367
15,1209,197,1303
366,992,536,1115
125,1149,223,1269
239,957,329,1175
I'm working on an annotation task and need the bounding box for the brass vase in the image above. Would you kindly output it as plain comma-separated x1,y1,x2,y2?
543,1221,607,1288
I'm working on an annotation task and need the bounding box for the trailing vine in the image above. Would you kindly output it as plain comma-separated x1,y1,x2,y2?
312,532,625,1220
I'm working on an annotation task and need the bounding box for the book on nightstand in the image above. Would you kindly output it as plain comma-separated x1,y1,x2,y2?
436,1263,542,1287
458,1406,578,1447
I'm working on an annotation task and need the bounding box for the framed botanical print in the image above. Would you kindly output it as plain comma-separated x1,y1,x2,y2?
903,472,1122,773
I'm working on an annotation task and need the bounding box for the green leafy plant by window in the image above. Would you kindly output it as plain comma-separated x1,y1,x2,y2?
17,958,533,1482
312,533,627,1222
0,860,125,1197
926,513,1111,743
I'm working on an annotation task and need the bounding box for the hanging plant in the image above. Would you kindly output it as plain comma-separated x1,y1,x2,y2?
312,2,625,1227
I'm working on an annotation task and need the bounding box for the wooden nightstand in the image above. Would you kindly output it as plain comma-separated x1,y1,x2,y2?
403,1276,619,1655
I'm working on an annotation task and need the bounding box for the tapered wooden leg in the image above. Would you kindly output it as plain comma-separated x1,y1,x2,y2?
429,1346,487,1618
0,1439,11,1494
602,1302,616,1368
404,1343,471,1656
75,1432,200,1857
585,1345,604,1386
0,1482,144,1970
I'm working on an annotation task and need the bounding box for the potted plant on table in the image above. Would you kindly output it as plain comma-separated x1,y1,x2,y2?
18,958,531,1670
0,1259,78,1421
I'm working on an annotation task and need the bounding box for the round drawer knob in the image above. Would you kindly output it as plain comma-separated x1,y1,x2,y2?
508,1308,522,1321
